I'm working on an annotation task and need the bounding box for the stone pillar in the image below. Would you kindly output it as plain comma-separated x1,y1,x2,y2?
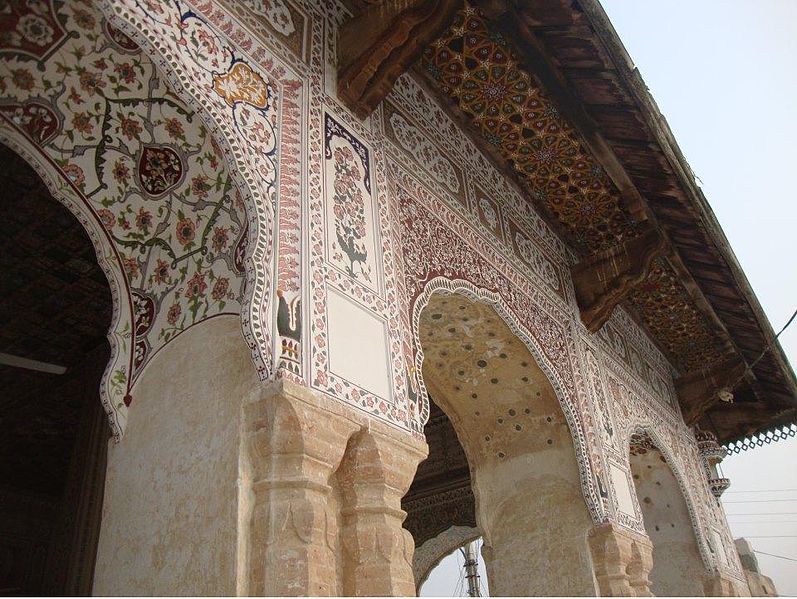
244,381,358,596
338,429,428,596
588,523,654,597
704,572,751,597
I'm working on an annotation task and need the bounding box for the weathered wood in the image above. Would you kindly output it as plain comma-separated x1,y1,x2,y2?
337,0,461,119
676,357,749,425
571,221,667,333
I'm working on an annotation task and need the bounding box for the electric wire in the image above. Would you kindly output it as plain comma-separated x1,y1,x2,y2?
725,488,797,494
754,550,797,563
723,498,797,503
727,305,797,390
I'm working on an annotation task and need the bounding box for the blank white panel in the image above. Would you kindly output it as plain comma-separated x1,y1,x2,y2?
611,463,636,516
327,289,391,399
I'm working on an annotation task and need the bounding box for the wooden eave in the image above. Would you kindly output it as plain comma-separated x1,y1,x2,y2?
557,0,797,443
440,0,797,445
336,0,797,444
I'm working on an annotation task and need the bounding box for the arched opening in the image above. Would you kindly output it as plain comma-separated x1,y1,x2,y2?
403,290,595,596
419,535,489,596
629,431,706,596
0,145,111,595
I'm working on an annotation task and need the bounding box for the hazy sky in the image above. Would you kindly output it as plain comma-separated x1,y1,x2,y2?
601,1,797,594
420,1,797,595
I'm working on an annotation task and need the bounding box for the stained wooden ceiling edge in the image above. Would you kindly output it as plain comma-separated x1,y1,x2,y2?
553,0,797,400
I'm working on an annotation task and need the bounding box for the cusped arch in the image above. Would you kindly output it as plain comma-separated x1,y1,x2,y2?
623,422,714,571
0,131,132,437
97,0,281,384
410,276,601,523
414,526,481,591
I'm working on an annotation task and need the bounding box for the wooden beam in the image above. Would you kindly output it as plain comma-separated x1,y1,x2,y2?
337,0,461,119
490,5,652,225
571,222,667,333
676,357,749,426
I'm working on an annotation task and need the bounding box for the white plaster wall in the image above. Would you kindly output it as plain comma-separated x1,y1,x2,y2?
93,316,259,596
631,449,706,596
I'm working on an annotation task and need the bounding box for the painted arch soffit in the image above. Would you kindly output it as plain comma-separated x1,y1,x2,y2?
621,425,743,578
410,277,606,525
0,0,300,436
94,0,287,381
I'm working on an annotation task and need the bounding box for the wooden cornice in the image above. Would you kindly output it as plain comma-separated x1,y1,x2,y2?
676,357,749,426
482,1,777,390
337,0,461,119
571,221,667,333
487,0,651,225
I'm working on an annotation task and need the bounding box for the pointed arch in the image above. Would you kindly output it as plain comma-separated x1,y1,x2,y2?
409,280,598,595
623,423,714,570
624,425,717,595
410,276,601,523
96,0,293,384
413,526,481,591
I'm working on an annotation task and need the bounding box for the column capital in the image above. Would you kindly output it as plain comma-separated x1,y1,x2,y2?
588,522,654,597
338,427,428,596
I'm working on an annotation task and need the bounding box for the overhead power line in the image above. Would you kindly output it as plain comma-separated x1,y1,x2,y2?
726,488,797,494
743,535,797,539
725,305,797,390
754,550,797,563
724,499,797,503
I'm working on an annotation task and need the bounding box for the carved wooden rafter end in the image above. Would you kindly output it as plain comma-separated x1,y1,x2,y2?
338,0,462,119
571,221,668,333
676,357,750,426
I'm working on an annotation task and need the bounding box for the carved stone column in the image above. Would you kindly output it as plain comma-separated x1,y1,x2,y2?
588,523,654,597
704,572,750,597
244,381,358,596
338,429,428,596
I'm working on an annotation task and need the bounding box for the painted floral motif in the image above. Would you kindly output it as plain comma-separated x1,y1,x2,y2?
478,197,497,230
137,145,184,196
0,0,68,62
212,61,272,108
331,144,369,277
388,111,459,194
512,229,558,291
248,0,295,36
0,101,59,144
324,112,378,290
0,1,247,430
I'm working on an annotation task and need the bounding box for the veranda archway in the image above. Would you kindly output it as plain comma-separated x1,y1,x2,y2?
408,289,596,595
629,431,709,596
0,144,111,594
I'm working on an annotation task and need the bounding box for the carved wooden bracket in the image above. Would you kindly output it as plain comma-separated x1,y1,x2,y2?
570,221,667,333
337,0,461,119
676,357,749,426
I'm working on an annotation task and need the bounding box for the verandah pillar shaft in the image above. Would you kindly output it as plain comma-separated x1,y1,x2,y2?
588,523,654,597
244,381,427,596
244,382,357,596
338,429,427,596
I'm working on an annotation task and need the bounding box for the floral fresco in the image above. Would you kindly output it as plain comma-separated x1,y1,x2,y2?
323,112,379,290
0,0,247,432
